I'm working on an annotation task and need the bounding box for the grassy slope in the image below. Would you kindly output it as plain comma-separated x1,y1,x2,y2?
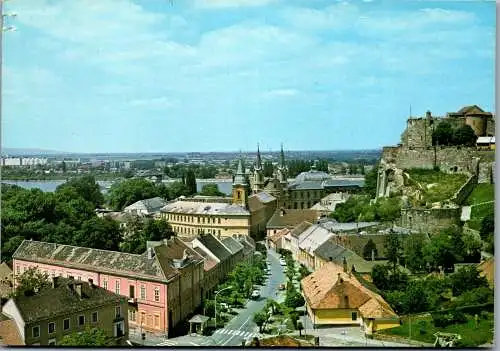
465,184,495,230
380,313,494,347
407,169,468,203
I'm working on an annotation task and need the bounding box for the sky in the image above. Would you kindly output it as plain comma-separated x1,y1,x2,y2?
2,0,495,153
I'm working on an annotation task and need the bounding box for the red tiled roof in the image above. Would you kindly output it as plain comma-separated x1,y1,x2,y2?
0,316,24,345
301,262,398,320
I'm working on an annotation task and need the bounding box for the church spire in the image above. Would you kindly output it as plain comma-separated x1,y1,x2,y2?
280,143,286,168
233,158,246,185
256,143,263,170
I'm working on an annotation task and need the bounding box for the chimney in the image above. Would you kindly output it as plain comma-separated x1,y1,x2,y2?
75,283,83,298
342,257,347,273
147,247,154,260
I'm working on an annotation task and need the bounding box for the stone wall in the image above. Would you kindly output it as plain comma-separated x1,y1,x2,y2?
381,146,495,175
400,207,461,234
450,175,477,205
478,161,495,184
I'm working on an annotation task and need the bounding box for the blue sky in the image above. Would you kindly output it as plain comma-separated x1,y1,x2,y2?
2,0,495,153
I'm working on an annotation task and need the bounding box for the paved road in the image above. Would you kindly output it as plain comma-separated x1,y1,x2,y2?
208,249,286,346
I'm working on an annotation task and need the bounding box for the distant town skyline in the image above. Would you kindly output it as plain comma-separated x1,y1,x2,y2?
3,0,495,153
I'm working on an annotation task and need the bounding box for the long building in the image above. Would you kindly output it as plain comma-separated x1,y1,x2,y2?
12,238,204,338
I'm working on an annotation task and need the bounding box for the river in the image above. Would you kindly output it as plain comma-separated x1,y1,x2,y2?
2,179,233,196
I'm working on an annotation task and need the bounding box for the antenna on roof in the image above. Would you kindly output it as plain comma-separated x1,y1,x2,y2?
409,104,412,118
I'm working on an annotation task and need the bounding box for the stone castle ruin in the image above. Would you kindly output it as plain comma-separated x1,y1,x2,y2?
376,105,495,233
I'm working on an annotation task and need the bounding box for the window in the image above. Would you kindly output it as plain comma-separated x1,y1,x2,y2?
115,280,120,295
78,315,85,326
103,279,108,290
92,311,98,323
63,318,70,330
129,285,135,298
351,311,358,321
16,266,20,275
48,322,56,334
116,306,122,318
77,276,81,281
141,312,146,324
154,314,160,329
32,326,40,338
129,310,136,322
218,218,221,224
154,287,160,302
197,217,200,223
140,285,146,299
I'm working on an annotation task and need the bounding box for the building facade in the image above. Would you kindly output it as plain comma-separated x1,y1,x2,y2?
12,238,204,338
2,277,128,346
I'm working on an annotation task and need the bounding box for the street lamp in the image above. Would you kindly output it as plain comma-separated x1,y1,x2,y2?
214,286,233,330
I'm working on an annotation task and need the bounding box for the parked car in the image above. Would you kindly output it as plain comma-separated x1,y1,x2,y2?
279,260,286,266
279,284,286,290
251,290,260,299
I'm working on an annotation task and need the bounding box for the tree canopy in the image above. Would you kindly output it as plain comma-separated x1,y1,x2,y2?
432,122,478,147
107,178,160,210
14,267,51,297
59,327,115,346
199,183,225,197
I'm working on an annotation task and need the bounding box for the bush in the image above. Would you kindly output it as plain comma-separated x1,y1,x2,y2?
432,310,467,328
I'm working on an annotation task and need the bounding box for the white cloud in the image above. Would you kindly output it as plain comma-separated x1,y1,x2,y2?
193,0,278,9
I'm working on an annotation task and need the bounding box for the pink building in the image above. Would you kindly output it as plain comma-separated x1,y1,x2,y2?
12,238,204,338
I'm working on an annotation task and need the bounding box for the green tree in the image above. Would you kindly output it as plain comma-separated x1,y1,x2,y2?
56,175,104,208
253,311,267,333
479,213,494,241
14,267,51,297
432,121,454,146
184,169,197,195
453,124,477,146
371,264,390,291
449,266,488,296
404,235,426,273
73,217,122,251
168,181,190,198
59,327,115,346
385,232,403,272
199,183,224,197
107,178,159,210
423,226,465,271
363,239,378,261
363,164,378,198
375,197,401,222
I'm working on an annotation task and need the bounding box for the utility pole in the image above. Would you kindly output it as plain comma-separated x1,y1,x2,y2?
0,0,17,264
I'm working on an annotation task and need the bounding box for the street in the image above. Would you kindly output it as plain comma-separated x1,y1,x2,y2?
208,249,286,346
149,248,286,347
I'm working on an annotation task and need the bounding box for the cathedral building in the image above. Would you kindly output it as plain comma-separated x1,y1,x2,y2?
249,145,364,210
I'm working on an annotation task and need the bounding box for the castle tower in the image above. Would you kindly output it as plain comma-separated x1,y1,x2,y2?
251,144,265,194
232,158,248,207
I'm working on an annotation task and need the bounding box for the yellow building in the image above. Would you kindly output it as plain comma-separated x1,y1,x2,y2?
301,262,399,336
161,201,250,238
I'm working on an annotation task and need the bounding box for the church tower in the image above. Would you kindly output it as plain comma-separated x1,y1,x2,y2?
252,144,265,194
232,158,248,207
276,144,289,208
277,143,288,185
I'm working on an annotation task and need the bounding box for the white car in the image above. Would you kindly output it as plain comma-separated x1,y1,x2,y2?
279,259,286,266
251,290,260,299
